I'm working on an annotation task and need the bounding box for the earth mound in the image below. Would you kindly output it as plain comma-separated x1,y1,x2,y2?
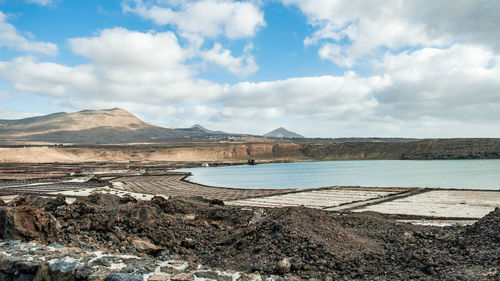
0,194,498,280
53,194,373,277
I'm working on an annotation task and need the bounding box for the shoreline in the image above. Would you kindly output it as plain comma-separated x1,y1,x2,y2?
1,162,499,226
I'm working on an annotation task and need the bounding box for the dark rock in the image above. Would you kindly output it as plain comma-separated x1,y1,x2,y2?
276,258,291,274
422,264,434,275
181,238,195,248
18,263,39,275
5,240,21,247
48,243,64,248
105,273,143,281
90,257,111,267
209,199,224,206
0,205,59,244
120,266,136,274
49,260,79,273
151,196,168,205
194,271,218,279
251,265,262,272
13,273,35,281
290,257,303,270
356,268,364,277
34,262,75,281
133,268,149,275
88,193,122,205
45,195,67,213
9,195,40,207
74,265,95,280
120,194,138,204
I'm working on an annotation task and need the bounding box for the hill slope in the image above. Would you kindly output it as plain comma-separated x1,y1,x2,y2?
264,127,304,138
0,108,150,135
190,124,225,134
0,108,214,144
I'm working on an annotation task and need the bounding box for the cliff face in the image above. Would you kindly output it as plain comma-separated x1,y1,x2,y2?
150,143,304,162
301,142,410,160
0,139,499,163
401,138,500,159
301,139,500,160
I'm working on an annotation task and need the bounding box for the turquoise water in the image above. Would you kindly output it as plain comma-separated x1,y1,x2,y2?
177,160,500,190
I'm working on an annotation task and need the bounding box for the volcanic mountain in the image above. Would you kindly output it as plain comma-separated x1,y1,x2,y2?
190,124,225,135
263,127,304,138
0,108,225,144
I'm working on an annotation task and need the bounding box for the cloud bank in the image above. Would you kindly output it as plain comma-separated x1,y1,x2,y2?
1,1,500,137
282,0,500,66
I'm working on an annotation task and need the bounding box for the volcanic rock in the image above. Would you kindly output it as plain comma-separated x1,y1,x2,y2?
0,205,59,244
131,238,162,255
276,258,291,274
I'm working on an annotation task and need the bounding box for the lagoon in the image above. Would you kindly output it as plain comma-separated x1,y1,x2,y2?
177,159,500,190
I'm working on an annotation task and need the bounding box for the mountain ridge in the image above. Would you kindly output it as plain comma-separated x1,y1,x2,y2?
0,108,152,135
190,124,225,134
0,108,228,144
263,127,304,138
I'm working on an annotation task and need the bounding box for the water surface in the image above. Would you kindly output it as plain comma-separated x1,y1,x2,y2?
177,160,500,190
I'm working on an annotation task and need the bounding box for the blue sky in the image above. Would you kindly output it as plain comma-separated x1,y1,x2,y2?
1,0,500,137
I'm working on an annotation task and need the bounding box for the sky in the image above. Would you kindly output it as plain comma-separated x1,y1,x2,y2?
0,0,500,138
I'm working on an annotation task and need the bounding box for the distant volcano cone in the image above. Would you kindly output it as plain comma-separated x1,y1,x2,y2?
263,127,304,138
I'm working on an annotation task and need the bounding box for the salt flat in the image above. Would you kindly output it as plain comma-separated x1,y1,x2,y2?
226,187,401,209
354,190,500,218
227,187,500,225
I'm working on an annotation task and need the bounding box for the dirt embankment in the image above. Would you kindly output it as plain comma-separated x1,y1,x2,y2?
1,138,500,163
0,143,304,163
0,194,498,280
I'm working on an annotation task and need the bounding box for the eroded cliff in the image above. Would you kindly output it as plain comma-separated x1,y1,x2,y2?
0,139,499,163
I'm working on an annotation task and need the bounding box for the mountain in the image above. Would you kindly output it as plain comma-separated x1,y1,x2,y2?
263,127,304,138
0,108,150,135
190,124,225,134
0,108,227,144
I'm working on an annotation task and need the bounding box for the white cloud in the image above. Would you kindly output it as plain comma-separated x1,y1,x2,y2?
0,24,387,131
220,72,386,120
122,1,263,76
122,0,265,39
2,27,500,137
201,43,258,76
25,0,53,6
318,43,352,67
0,11,58,55
0,28,222,104
0,56,93,96
69,28,190,71
374,44,500,123
282,0,500,66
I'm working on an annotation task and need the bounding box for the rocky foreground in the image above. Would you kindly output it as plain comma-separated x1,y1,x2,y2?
0,194,498,280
